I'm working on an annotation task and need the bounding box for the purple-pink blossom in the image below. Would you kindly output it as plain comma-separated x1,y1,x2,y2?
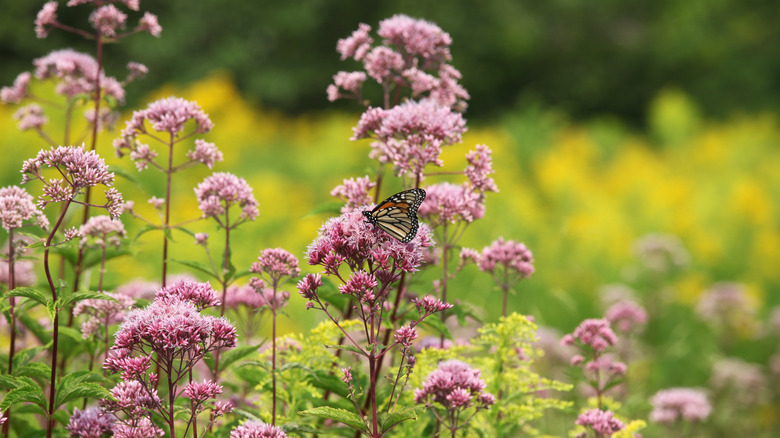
66,407,115,438
89,4,127,38
136,12,162,37
230,421,289,438
74,291,135,339
78,215,126,249
35,1,58,38
0,185,47,230
195,172,259,223
394,325,418,348
33,49,125,102
155,279,221,310
418,182,485,225
464,145,498,193
330,175,375,212
337,23,373,61
414,359,494,411
575,409,625,437
187,139,223,169
1,72,32,103
649,388,711,424
474,237,534,279
354,99,466,178
561,319,618,353
251,248,301,282
183,379,223,402
605,300,648,333
13,104,48,131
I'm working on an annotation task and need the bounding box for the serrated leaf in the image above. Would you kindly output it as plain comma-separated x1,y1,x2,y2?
58,290,115,309
218,344,260,370
419,316,453,339
298,406,367,434
12,346,48,370
13,362,51,381
2,385,47,410
307,370,351,399
55,382,111,407
171,259,218,280
326,343,366,356
379,406,423,433
7,287,50,308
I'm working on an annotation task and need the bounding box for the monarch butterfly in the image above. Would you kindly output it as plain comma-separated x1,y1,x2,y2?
362,188,426,243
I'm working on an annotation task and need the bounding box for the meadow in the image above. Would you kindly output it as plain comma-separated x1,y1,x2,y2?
0,2,779,437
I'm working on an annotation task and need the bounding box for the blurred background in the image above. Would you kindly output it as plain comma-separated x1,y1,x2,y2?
1,1,780,435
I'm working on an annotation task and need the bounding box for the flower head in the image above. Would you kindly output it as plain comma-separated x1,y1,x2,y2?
89,4,127,38
414,359,494,411
35,2,58,38
475,237,534,278
354,99,466,178
137,12,162,37
66,407,115,438
465,145,498,193
155,280,221,310
195,172,259,222
649,388,711,424
634,233,690,274
575,409,625,437
251,248,301,282
0,185,47,230
562,319,618,353
14,104,48,131
78,215,126,249
1,72,32,104
183,379,223,402
418,182,485,225
330,175,375,212
74,291,135,339
187,139,223,169
230,421,289,438
605,300,648,334
33,49,125,102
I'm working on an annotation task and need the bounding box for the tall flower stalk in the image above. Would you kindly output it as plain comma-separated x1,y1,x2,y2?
297,207,449,437
20,145,123,437
249,248,299,425
115,97,218,286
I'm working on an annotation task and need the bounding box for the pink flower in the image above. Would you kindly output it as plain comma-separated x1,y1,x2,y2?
224,284,264,309
137,12,162,37
575,409,624,437
115,279,159,301
1,72,32,103
327,71,367,101
194,232,209,246
186,139,223,169
710,357,767,406
564,319,618,353
74,291,135,339
111,418,165,438
0,260,37,287
66,407,115,438
394,325,418,348
411,295,453,316
649,388,711,424
252,248,301,282
605,300,648,333
296,273,322,301
155,280,221,310
696,282,757,330
35,2,58,38
78,215,126,249
230,421,289,438
89,4,127,38
125,62,148,83
183,379,223,402
330,175,376,212
337,23,373,61
354,99,466,178
121,96,212,137
414,359,494,411
363,46,405,83
418,182,485,225
13,104,48,131
475,237,534,279
33,49,125,102
377,15,452,67
0,185,46,230
464,145,498,193
195,172,259,223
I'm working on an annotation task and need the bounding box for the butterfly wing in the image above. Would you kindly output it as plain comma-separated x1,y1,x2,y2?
363,188,426,243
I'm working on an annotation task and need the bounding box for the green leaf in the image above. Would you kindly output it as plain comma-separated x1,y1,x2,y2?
81,246,132,270
7,287,50,308
379,406,423,433
2,384,47,410
109,165,142,188
12,346,48,370
58,290,116,309
326,343,366,356
451,301,483,326
55,372,110,407
218,344,260,370
13,362,51,382
298,406,367,434
307,369,350,399
171,259,218,280
419,316,453,339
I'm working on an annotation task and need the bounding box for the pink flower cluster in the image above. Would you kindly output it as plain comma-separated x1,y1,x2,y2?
0,185,48,231
330,15,469,109
33,49,125,101
605,300,648,334
251,248,301,284
74,291,135,339
21,145,123,219
696,282,757,331
34,1,161,40
66,407,116,438
649,387,711,424
710,357,768,406
78,215,127,249
0,260,37,288
418,182,485,225
561,319,618,353
100,380,164,437
155,279,221,310
305,207,433,282
469,237,535,279
230,420,289,438
353,99,466,178
194,172,259,223
574,409,625,438
414,359,495,411
330,175,375,212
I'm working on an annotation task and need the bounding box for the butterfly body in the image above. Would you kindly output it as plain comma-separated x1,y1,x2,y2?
363,188,426,243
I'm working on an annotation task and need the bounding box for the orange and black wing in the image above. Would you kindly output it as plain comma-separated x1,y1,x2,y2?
363,188,426,243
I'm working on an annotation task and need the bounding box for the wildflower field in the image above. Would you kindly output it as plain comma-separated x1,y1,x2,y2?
1,1,779,437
